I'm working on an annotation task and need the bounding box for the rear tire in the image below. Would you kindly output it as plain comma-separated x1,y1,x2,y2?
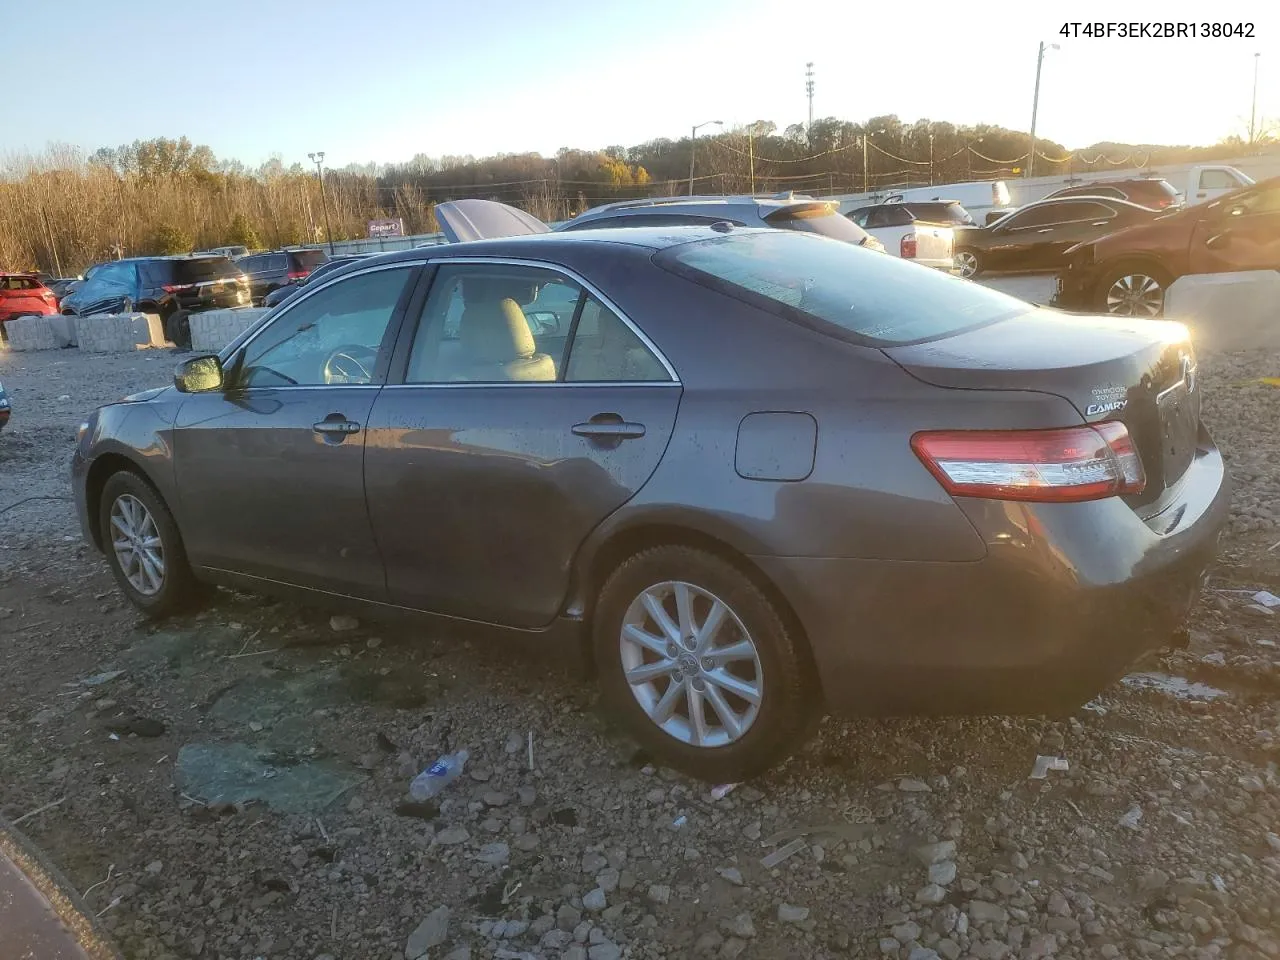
1095,263,1170,317
98,471,201,617
165,309,192,350
955,248,982,278
593,545,819,782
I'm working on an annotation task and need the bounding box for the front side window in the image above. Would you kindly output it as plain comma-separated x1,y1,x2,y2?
660,230,1026,345
1200,169,1239,190
406,264,577,384
1001,205,1064,229
234,267,411,388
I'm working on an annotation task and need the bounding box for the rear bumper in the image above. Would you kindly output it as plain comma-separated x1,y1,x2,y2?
0,304,57,322
1050,264,1101,311
173,288,251,312
754,434,1230,716
910,257,957,272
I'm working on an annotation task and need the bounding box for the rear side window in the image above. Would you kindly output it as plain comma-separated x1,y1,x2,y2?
1199,169,1238,190
659,231,1025,346
1,276,40,290
866,206,913,228
904,203,972,225
173,257,241,282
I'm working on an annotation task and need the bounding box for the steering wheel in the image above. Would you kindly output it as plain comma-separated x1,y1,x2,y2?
323,344,377,384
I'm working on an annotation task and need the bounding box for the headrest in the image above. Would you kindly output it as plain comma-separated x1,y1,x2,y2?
460,276,539,306
459,298,536,363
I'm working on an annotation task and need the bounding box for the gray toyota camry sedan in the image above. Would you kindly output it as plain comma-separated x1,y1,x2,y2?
72,204,1229,781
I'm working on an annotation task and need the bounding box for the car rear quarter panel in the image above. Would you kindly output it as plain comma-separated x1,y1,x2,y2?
564,248,1086,566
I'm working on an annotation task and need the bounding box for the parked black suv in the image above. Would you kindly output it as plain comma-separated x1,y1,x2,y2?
262,255,369,308
59,256,250,344
235,249,327,303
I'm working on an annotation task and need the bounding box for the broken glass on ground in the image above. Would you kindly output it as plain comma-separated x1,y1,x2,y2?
1122,672,1228,701
175,742,366,814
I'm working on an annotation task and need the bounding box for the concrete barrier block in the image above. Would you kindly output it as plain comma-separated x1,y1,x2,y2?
47,313,78,347
77,313,167,353
5,315,59,351
190,307,269,353
1166,270,1280,352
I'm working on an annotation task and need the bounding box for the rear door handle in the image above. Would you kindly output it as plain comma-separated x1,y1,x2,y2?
572,415,646,441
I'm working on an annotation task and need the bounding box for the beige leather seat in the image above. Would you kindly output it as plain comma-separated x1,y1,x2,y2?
455,297,556,382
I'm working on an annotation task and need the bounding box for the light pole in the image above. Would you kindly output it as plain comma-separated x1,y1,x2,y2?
1027,41,1060,178
928,132,935,186
1250,53,1262,144
308,151,335,255
689,120,723,195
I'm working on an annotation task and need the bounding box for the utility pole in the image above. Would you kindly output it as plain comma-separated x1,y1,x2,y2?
308,151,335,255
688,120,723,195
929,133,935,186
1027,41,1059,178
1250,53,1262,144
862,134,868,193
805,63,815,133
748,132,756,194
39,202,62,276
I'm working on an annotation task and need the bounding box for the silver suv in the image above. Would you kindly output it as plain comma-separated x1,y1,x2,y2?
557,192,885,252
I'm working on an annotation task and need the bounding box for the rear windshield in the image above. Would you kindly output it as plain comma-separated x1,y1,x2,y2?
288,249,328,271
658,230,1027,345
170,257,242,281
904,202,973,225
765,205,872,245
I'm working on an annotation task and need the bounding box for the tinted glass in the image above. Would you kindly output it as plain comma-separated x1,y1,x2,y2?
173,257,241,281
565,297,670,382
1072,201,1117,220
903,202,973,225
660,231,1026,345
847,209,871,227
406,264,575,384
866,206,912,228
236,267,410,387
289,249,327,271
1000,205,1066,228
269,254,288,271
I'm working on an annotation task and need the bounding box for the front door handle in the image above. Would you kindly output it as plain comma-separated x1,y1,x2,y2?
572,414,646,442
313,417,361,438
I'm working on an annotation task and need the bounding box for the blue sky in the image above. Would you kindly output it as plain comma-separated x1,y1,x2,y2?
4,0,1276,169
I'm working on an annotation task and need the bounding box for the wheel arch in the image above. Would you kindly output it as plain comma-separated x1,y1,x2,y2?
570,515,819,689
84,451,164,551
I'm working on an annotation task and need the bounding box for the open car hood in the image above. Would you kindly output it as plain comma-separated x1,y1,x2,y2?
434,199,551,243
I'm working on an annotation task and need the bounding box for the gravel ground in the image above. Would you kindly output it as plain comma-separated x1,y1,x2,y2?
3,341,1280,960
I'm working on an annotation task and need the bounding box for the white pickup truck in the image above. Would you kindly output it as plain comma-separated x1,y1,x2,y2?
1179,164,1255,204
844,201,957,271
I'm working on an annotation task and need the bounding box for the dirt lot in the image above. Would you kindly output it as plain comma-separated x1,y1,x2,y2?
3,341,1280,960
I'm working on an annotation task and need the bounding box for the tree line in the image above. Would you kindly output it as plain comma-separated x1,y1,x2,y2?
1,117,1270,275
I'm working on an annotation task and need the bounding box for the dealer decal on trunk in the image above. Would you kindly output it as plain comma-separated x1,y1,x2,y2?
1086,384,1128,417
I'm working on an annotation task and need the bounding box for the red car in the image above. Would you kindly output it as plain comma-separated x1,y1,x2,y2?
0,273,59,333
1053,176,1280,316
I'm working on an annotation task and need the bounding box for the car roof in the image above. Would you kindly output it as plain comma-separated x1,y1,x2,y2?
355,224,765,269
1017,194,1154,210
564,192,831,222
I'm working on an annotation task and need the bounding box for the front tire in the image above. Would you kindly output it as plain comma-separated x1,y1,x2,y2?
955,248,981,278
99,471,200,617
593,545,818,781
1096,263,1170,317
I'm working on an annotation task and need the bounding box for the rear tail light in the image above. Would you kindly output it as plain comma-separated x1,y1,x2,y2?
900,233,917,259
41,291,55,300
287,270,310,282
911,423,1146,502
162,283,195,293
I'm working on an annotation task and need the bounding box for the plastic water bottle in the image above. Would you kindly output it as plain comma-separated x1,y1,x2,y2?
409,748,470,801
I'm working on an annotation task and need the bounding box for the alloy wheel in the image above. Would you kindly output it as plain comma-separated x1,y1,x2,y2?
618,580,763,748
1105,273,1164,316
109,494,165,596
955,251,978,278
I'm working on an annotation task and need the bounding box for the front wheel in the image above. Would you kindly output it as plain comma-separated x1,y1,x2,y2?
954,248,981,278
1096,264,1170,317
593,545,818,782
99,471,201,617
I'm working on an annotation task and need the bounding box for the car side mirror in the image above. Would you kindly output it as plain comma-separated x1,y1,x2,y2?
173,355,224,393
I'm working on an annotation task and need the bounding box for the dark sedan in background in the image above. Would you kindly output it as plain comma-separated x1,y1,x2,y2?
1044,177,1183,210
953,195,1162,278
1054,176,1280,316
71,201,1228,781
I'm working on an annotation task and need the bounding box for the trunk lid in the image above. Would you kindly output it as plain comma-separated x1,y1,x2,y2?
435,199,551,243
884,311,1200,506
910,222,954,262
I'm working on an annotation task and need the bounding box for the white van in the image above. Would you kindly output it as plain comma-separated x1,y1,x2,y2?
883,181,1013,225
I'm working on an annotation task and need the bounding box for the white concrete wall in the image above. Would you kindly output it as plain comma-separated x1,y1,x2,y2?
77,313,167,353
47,314,78,347
4,315,59,351
1166,271,1280,352
189,307,269,354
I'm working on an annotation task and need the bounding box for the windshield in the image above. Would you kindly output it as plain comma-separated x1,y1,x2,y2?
659,230,1027,345
172,256,241,281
